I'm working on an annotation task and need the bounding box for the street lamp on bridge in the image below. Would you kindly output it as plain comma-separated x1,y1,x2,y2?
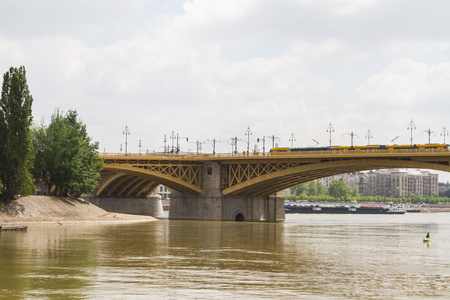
289,133,296,148
327,122,334,147
228,137,246,153
441,127,449,144
423,129,435,144
204,139,221,154
123,125,130,154
267,135,280,150
407,120,416,146
176,133,188,154
345,132,358,147
170,131,176,153
245,126,252,154
365,130,373,145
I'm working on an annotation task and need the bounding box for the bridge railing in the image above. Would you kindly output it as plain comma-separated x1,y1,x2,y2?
101,147,449,160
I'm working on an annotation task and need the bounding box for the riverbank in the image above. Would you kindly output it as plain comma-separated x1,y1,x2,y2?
0,196,158,225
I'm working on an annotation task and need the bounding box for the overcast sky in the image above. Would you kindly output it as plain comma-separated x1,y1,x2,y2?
1,0,450,180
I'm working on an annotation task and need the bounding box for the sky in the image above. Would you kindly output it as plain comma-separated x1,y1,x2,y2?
1,0,450,181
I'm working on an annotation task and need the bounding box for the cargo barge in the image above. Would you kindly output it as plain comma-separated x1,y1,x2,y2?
285,204,405,214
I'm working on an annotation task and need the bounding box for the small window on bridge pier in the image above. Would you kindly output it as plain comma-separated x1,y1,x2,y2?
207,167,213,175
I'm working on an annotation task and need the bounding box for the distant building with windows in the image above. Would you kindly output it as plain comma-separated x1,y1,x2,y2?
314,169,439,198
371,169,438,198
155,185,170,200
316,174,344,188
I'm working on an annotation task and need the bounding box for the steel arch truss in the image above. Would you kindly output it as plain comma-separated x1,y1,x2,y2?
222,155,450,196
97,158,203,197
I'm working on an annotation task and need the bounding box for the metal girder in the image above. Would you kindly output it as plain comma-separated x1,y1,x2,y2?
222,156,450,196
102,159,203,195
96,172,127,196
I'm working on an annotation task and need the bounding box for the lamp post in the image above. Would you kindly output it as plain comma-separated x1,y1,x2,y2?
123,125,130,154
139,139,142,155
267,135,279,149
196,140,202,154
441,127,449,144
170,131,176,153
245,126,252,154
228,137,244,154
229,138,235,153
365,130,373,145
205,139,220,154
289,133,296,148
257,136,266,153
407,120,416,146
345,132,358,147
327,122,334,147
423,129,435,144
163,134,167,154
176,133,188,154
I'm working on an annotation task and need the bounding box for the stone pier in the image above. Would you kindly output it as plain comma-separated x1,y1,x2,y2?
169,161,285,222
87,195,163,216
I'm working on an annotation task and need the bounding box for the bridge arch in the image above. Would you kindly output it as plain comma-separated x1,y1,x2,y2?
223,158,450,196
96,164,203,197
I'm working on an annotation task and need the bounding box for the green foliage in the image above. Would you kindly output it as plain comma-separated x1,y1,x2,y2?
32,109,103,196
0,66,35,202
291,181,327,196
288,178,450,204
328,178,351,198
290,183,306,195
439,189,450,197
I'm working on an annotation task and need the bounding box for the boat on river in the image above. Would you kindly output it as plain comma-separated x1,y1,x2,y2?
285,204,405,214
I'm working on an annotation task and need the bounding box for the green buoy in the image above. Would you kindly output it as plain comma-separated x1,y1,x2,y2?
423,232,430,242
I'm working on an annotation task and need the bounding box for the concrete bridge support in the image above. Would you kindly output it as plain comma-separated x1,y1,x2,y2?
87,195,163,216
169,194,284,222
169,161,285,222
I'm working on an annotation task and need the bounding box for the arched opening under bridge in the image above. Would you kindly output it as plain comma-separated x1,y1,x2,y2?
235,213,245,222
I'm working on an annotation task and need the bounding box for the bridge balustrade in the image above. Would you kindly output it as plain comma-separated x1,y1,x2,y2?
101,147,449,160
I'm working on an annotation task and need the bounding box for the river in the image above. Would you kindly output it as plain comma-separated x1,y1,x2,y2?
1,212,449,299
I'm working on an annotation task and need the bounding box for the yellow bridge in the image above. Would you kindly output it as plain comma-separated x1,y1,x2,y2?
98,148,450,198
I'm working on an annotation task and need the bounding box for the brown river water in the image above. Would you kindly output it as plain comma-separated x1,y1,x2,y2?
1,212,449,299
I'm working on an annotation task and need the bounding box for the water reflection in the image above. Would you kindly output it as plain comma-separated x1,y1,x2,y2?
1,213,450,299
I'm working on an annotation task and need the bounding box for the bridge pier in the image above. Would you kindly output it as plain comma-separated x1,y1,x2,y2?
169,161,285,222
87,195,163,216
169,193,285,222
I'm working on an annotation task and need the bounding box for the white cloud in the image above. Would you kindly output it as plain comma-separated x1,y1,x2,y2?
0,0,450,181
358,58,450,111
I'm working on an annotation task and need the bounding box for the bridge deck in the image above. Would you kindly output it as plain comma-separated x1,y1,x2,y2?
98,148,450,197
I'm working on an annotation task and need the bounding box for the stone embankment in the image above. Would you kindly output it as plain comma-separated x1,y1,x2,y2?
0,196,158,225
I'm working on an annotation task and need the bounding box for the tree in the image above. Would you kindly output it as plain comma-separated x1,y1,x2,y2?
328,178,351,198
0,66,34,202
291,183,307,195
32,109,103,196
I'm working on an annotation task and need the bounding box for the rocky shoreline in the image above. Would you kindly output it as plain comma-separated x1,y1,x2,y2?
0,196,158,225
